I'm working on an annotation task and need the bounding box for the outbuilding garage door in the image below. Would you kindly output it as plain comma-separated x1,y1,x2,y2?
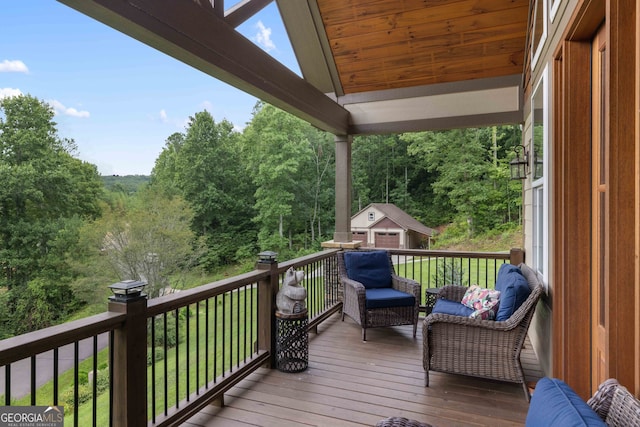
374,232,399,248
352,231,367,244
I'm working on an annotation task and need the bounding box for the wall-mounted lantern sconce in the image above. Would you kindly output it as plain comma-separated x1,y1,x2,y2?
509,145,530,180
258,250,278,264
109,279,147,302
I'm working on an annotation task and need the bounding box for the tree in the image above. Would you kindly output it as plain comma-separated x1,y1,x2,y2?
88,189,204,298
0,95,103,335
242,103,335,255
151,111,255,267
402,126,522,236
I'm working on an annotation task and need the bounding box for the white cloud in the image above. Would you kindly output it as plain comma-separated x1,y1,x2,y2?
49,100,90,118
159,109,168,122
253,21,276,52
0,88,23,99
0,60,29,73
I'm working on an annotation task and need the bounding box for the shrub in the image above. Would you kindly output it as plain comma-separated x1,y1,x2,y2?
147,346,165,366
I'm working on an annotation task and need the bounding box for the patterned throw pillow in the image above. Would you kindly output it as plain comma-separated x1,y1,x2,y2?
461,285,501,320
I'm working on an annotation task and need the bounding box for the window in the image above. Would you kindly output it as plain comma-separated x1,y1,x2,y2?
531,68,548,277
368,212,375,221
550,0,561,22
531,0,547,68
533,186,544,274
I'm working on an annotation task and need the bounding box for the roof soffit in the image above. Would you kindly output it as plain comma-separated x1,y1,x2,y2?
58,0,529,136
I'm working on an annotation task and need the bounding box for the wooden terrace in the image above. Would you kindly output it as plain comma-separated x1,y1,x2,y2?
187,313,542,427
0,249,540,426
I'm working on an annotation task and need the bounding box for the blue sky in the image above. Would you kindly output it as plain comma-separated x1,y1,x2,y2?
1,1,299,175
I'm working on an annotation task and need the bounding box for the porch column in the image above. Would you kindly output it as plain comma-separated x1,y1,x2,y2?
333,134,352,243
109,296,147,426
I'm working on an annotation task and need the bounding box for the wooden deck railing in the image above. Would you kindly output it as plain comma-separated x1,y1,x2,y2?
0,247,521,426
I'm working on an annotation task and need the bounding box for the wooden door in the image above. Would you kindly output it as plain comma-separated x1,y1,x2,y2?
591,23,608,390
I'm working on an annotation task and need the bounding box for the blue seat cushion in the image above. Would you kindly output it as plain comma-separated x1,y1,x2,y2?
431,298,474,317
495,264,531,321
343,250,392,289
526,377,606,426
365,288,415,309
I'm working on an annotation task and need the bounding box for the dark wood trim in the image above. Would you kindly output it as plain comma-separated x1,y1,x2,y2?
606,0,637,390
0,312,125,366
56,0,350,135
224,0,273,28
152,351,270,427
552,39,593,399
636,0,640,397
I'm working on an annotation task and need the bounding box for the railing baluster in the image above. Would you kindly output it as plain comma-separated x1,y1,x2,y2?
205,298,209,386
186,303,190,402
222,293,226,377
174,308,179,409
163,312,168,416
196,301,200,395
151,316,156,423
74,341,79,427
214,294,218,382
53,349,58,406
30,356,36,405
4,365,9,405
92,335,98,427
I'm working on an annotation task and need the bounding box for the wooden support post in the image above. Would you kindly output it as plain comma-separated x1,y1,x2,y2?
510,248,525,265
108,296,148,426
257,257,278,367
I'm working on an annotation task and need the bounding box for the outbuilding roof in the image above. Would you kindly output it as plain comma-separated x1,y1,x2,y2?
354,203,434,237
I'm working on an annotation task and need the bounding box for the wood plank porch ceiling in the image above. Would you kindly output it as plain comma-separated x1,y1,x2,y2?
56,0,529,135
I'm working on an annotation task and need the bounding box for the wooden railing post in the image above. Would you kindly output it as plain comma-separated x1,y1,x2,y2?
256,254,278,367
108,295,148,426
510,248,525,265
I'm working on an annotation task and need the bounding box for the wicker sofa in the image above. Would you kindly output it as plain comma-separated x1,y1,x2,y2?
423,262,544,400
526,377,640,426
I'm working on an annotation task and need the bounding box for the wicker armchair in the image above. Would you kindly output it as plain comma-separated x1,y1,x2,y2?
338,250,421,341
423,263,543,400
587,378,640,426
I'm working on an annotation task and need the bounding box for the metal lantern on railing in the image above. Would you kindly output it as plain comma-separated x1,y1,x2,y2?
258,250,278,264
108,280,148,302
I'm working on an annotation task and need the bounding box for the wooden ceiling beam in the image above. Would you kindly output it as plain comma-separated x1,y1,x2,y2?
56,0,350,135
225,0,273,28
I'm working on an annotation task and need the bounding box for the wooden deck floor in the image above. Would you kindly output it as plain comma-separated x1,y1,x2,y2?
185,313,542,427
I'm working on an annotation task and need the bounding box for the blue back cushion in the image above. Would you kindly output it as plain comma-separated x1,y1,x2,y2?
525,377,606,426
343,251,392,289
432,298,474,317
495,264,531,321
365,288,415,309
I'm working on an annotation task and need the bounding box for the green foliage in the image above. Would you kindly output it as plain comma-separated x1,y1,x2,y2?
60,368,109,413
101,175,150,194
0,95,103,336
432,258,468,287
242,102,335,254
147,346,165,366
148,315,179,348
82,187,204,298
401,126,523,235
150,112,256,267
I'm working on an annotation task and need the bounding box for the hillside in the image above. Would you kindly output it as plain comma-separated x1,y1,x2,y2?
101,175,150,193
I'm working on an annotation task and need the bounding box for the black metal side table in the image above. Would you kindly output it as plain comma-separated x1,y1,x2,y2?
275,309,308,373
424,288,440,315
